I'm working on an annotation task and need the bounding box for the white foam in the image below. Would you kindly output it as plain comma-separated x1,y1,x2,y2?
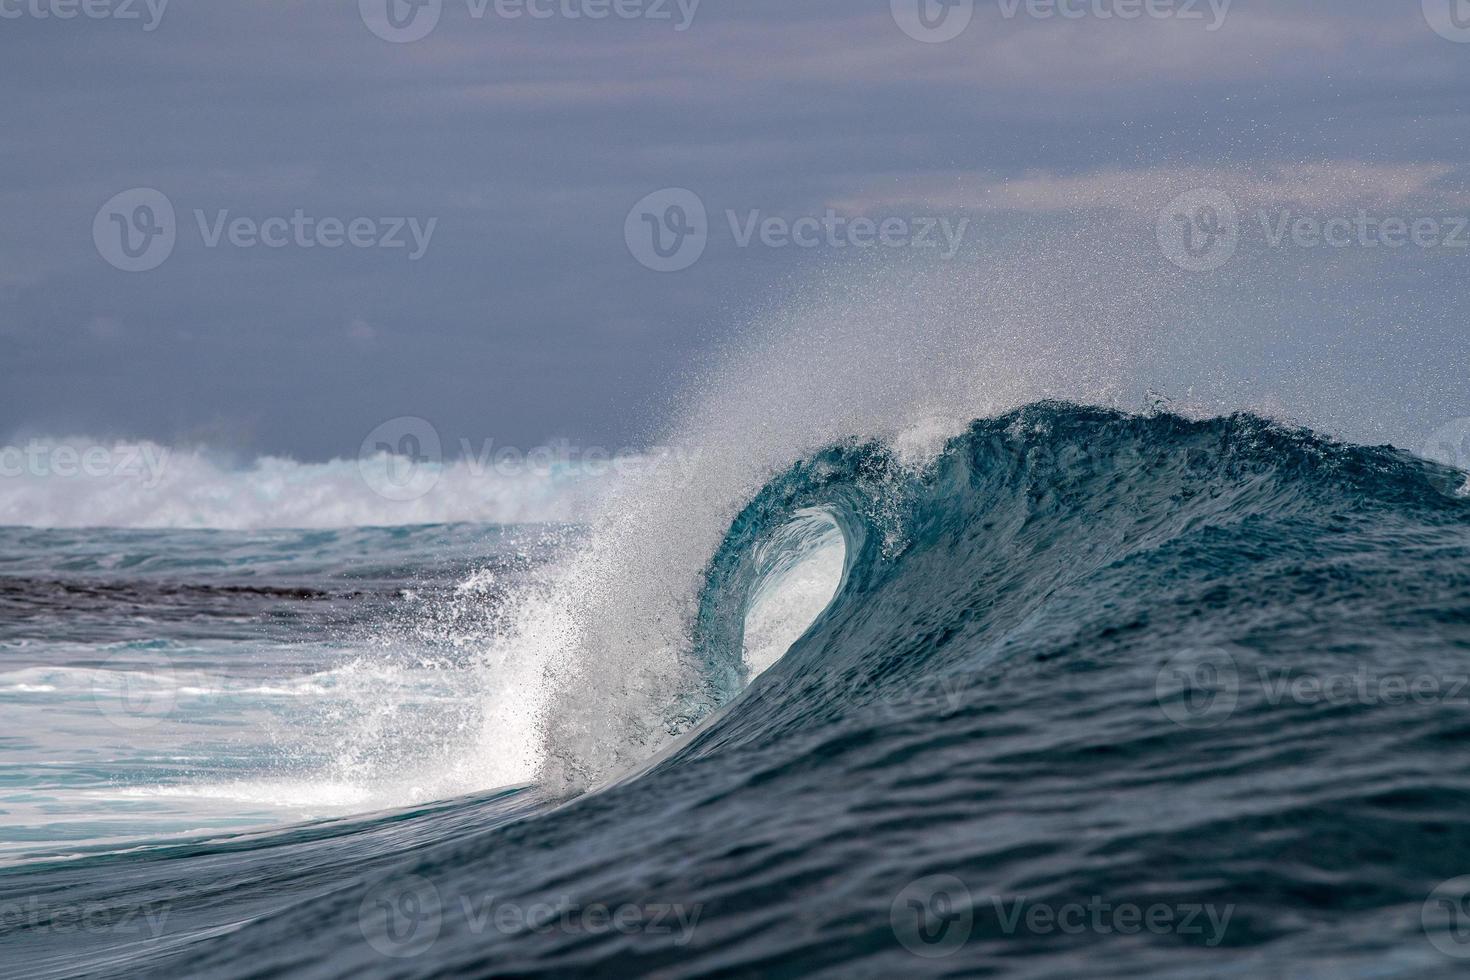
0,441,623,529
515,249,1179,790
12,230,1450,815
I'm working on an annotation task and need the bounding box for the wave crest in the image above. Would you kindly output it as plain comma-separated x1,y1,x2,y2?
0,439,624,529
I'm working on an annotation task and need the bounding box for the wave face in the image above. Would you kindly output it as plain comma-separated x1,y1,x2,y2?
7,404,1470,977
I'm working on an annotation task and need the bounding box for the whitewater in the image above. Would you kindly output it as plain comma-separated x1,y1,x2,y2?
4,255,1470,977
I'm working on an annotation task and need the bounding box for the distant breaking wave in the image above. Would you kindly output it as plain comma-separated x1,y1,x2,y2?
0,439,687,530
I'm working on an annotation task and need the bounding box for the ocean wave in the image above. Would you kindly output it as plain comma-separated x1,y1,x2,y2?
9,403,1470,977
0,439,674,530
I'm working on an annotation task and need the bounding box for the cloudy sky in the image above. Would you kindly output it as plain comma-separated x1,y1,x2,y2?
2,0,1468,459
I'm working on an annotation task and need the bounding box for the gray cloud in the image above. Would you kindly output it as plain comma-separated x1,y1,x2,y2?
1,0,1467,458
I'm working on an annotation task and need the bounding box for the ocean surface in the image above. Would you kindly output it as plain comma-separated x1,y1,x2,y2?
5,403,1470,977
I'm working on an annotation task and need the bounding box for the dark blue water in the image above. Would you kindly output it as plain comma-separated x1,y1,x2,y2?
6,403,1470,977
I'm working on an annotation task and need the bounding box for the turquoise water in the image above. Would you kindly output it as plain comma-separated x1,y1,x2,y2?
0,524,566,860
6,404,1470,976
